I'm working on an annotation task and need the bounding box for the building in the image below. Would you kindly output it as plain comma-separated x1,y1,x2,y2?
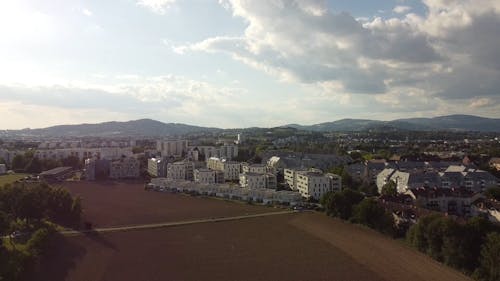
193,144,239,160
295,171,342,200
35,147,133,161
39,166,73,182
284,168,308,190
408,187,483,217
239,172,277,189
0,164,6,175
84,158,96,180
167,161,194,181
241,163,269,174
148,158,167,178
109,157,140,179
206,157,241,181
157,140,188,158
194,168,216,184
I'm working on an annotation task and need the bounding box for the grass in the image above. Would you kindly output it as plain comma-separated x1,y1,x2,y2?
0,173,29,187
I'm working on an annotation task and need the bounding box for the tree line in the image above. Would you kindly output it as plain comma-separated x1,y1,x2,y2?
10,151,81,173
320,188,500,281
0,182,82,281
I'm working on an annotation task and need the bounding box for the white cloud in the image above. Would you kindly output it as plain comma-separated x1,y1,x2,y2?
137,0,176,14
171,0,500,117
393,5,411,14
82,8,93,17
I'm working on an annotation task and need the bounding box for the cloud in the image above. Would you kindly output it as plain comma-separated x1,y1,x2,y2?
393,6,411,14
176,0,441,94
137,0,176,14
171,0,500,116
82,8,93,17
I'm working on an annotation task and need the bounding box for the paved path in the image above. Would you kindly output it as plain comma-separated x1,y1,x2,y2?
61,210,298,236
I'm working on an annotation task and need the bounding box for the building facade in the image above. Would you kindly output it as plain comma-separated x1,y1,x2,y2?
109,157,140,179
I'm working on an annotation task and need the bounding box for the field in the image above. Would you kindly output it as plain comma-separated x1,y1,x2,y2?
0,173,28,187
27,181,472,281
62,181,281,227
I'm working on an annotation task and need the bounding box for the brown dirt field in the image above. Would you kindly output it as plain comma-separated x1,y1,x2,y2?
62,181,281,227
33,214,384,281
289,213,472,281
32,212,472,281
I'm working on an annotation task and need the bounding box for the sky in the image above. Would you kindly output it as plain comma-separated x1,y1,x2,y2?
0,0,499,129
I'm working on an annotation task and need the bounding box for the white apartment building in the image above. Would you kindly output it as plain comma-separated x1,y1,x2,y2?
157,140,188,157
239,172,277,189
167,161,194,181
285,169,342,200
148,158,167,178
241,163,269,174
109,157,140,179
194,144,239,160
206,157,241,181
35,147,133,161
194,168,216,184
284,168,308,191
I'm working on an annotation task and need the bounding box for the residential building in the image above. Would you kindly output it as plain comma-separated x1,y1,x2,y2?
241,163,269,174
295,171,342,200
148,158,167,178
206,157,241,181
157,140,188,158
239,172,277,189
0,164,6,175
193,144,239,160
194,168,216,184
39,167,73,182
408,187,483,217
109,157,140,179
167,161,194,181
84,158,96,180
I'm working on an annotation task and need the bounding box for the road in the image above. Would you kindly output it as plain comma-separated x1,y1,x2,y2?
61,209,298,236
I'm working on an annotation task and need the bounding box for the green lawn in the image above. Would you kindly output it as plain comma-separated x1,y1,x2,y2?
0,174,29,187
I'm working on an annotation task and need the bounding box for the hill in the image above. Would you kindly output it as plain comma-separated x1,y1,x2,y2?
2,119,221,137
284,115,500,132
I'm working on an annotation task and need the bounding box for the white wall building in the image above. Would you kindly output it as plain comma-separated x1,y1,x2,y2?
206,157,241,181
167,161,194,181
109,157,140,179
239,172,277,189
148,158,167,178
157,140,188,158
295,171,342,200
194,168,216,184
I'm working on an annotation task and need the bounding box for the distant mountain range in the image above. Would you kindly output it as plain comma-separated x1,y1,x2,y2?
284,115,500,132
1,115,499,137
1,119,221,137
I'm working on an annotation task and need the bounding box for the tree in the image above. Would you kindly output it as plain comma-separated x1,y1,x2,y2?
352,198,394,234
323,189,364,220
11,155,26,172
24,157,42,174
474,232,500,281
381,180,397,196
485,187,500,201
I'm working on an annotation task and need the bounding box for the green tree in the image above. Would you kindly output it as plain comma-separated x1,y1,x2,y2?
474,232,500,281
324,189,364,220
352,198,394,234
24,157,42,174
381,180,397,196
11,155,26,172
485,187,500,201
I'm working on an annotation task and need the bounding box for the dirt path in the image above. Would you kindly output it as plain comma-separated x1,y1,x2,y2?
289,212,472,281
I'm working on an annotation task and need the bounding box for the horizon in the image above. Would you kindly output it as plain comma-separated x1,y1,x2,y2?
2,113,498,131
1,1,500,129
